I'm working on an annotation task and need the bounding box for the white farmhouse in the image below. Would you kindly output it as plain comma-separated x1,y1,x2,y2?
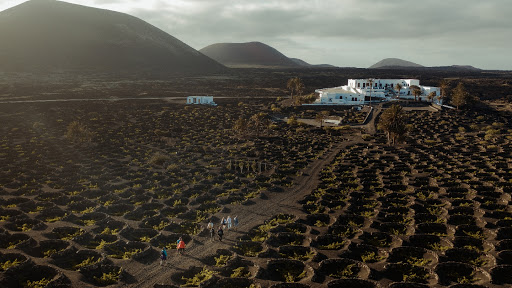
186,96,217,106
313,79,441,105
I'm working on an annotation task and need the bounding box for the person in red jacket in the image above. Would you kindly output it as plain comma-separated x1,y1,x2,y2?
177,237,186,255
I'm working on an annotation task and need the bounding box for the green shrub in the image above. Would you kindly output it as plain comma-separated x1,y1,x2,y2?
43,249,57,258
59,228,85,240
93,270,121,286
181,267,217,287
318,241,345,250
23,278,52,288
234,242,263,257
1,259,22,271
230,267,251,278
214,255,230,267
361,251,385,263
73,257,101,270
329,264,356,278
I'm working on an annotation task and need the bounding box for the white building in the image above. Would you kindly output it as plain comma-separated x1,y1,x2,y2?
186,96,217,106
313,79,441,105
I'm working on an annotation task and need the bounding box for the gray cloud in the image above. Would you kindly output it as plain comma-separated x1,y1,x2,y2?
3,0,510,69
114,0,510,69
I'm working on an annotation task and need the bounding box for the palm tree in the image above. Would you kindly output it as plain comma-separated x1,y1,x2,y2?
427,91,437,103
410,85,422,101
287,78,296,99
438,79,449,104
377,104,407,145
395,83,403,99
296,80,305,98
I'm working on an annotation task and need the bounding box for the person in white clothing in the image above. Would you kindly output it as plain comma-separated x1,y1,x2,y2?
227,216,232,230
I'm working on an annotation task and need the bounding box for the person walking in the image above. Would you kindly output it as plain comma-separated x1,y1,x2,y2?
210,225,215,240
160,247,167,266
217,226,224,241
177,237,186,255
207,219,214,240
227,216,232,230
233,216,239,230
176,237,182,254
221,217,226,230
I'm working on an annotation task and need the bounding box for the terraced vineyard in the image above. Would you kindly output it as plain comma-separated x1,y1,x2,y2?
1,98,512,287
0,99,343,287
164,107,512,287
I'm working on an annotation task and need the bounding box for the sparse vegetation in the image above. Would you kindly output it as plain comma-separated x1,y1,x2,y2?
378,104,407,145
66,121,93,143
181,267,217,287
1,76,511,288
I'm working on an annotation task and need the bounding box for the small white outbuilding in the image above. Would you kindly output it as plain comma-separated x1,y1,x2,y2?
186,96,217,106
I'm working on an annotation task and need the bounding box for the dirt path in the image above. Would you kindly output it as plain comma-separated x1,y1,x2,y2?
351,105,382,135
364,106,381,135
126,137,358,287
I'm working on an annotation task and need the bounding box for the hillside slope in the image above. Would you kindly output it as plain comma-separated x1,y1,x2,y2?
369,58,424,69
199,42,301,68
0,0,224,74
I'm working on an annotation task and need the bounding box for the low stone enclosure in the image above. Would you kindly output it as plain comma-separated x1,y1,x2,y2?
1,99,512,287
158,108,512,287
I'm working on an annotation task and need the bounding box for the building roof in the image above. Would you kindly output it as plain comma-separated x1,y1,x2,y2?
317,86,356,94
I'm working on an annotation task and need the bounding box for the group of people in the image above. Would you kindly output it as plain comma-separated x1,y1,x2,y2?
208,216,238,242
160,236,186,265
159,216,239,266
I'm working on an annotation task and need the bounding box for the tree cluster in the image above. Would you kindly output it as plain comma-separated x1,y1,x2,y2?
377,104,407,145
410,85,422,101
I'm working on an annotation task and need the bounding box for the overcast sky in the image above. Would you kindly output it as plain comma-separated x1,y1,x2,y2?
1,0,511,70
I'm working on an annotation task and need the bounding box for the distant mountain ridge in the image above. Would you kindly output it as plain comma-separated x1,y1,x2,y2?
199,42,300,68
0,0,224,74
369,58,424,69
290,58,337,68
200,42,336,68
432,65,482,71
369,58,481,71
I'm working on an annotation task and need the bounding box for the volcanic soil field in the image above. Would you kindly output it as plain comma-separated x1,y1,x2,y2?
1,70,512,288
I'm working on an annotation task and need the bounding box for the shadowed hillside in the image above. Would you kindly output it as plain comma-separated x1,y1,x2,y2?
0,0,225,75
199,41,301,68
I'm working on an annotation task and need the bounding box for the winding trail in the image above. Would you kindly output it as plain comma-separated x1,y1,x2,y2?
365,105,382,135
350,104,382,135
127,137,358,287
